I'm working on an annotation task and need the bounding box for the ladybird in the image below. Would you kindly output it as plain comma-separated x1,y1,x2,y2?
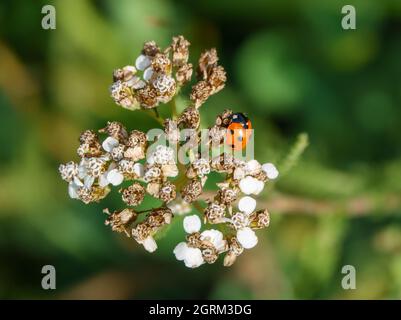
225,113,253,151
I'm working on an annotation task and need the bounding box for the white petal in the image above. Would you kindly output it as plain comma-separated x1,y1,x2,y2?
135,54,151,71
183,247,204,268
146,152,155,165
98,173,109,188
143,67,154,81
68,182,79,199
84,175,95,188
239,176,258,195
183,215,202,234
238,196,256,215
142,236,157,253
233,167,245,180
262,163,279,180
245,159,261,175
77,162,88,179
200,229,226,252
102,137,119,152
73,176,84,187
237,227,258,249
173,242,188,261
133,163,144,177
162,164,178,177
253,180,265,195
107,169,124,186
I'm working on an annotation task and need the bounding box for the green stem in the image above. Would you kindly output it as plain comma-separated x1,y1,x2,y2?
193,201,204,214
170,97,178,119
144,109,164,125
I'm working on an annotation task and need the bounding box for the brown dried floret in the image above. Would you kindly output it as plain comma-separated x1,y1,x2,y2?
104,208,137,237
79,130,99,145
127,130,147,148
152,74,176,104
118,159,142,179
171,35,190,66
208,66,226,94
158,181,177,203
77,141,103,158
59,161,78,182
99,121,128,142
146,207,173,228
198,48,219,80
181,179,203,203
250,209,270,229
208,125,226,146
113,66,137,82
223,237,244,267
110,144,126,161
151,53,172,74
253,170,268,183
175,63,193,86
109,80,139,110
86,157,108,177
164,119,180,144
191,158,211,178
136,85,159,109
231,212,249,230
217,187,238,205
215,109,233,127
77,186,110,204
186,232,202,248
120,182,145,206
190,80,213,108
142,40,160,57
204,202,226,224
178,106,200,129
144,165,162,183
132,223,152,242
201,246,218,264
210,153,235,173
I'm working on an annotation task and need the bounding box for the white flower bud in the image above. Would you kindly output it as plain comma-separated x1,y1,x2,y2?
135,54,151,71
200,229,226,252
143,67,154,81
183,247,204,268
102,137,119,152
173,242,188,261
84,175,95,188
262,163,279,180
237,227,258,249
68,181,79,199
238,196,256,215
107,169,124,186
133,163,144,177
233,167,245,180
142,236,157,253
245,159,261,175
253,180,265,195
162,164,179,177
98,173,109,187
239,176,258,195
183,215,201,234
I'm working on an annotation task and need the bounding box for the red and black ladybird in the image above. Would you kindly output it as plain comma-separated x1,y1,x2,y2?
225,113,253,151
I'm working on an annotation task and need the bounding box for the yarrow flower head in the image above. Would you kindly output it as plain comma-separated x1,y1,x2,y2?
58,35,281,268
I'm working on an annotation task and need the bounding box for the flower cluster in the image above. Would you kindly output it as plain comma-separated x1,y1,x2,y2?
59,35,279,268
110,36,192,110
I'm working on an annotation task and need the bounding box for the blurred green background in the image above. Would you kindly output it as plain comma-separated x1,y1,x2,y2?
1,0,401,299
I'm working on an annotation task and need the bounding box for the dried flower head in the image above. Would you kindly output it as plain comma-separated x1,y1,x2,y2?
59,35,282,268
